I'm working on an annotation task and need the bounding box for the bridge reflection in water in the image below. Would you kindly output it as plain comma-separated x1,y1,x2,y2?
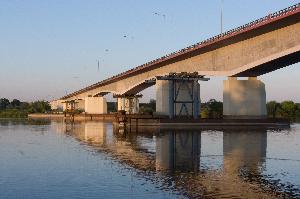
155,131,201,172
52,121,298,198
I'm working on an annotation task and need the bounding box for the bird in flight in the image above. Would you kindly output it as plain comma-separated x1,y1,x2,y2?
154,12,166,20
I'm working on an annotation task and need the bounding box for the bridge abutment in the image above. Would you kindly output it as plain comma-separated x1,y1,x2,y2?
223,77,267,118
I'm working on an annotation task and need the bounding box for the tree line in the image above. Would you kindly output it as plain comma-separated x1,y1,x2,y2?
201,99,300,121
266,101,300,121
0,98,51,118
1,97,299,121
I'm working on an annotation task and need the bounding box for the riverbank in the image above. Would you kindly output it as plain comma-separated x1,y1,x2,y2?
28,113,290,128
0,109,28,118
28,113,116,121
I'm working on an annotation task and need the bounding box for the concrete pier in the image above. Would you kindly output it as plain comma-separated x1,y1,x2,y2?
84,97,107,114
223,77,267,118
156,78,201,119
155,80,171,116
117,95,140,114
62,99,85,111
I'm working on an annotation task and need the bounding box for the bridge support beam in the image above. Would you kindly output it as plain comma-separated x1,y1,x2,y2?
156,78,201,119
84,97,107,114
116,95,141,114
223,77,267,118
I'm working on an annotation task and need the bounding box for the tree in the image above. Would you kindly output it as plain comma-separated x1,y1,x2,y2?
200,107,209,119
297,103,300,120
107,102,117,112
11,99,21,108
20,102,30,110
267,101,280,118
149,99,156,111
30,101,51,113
279,101,298,121
200,99,223,119
0,98,10,110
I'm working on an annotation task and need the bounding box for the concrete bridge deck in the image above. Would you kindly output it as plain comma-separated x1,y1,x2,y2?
61,3,300,100
52,3,300,120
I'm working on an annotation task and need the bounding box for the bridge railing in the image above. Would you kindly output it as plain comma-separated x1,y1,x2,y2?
61,3,300,100
123,3,300,78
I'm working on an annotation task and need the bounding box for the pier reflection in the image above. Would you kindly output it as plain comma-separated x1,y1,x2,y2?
60,122,268,175
76,122,107,145
54,121,291,198
156,130,201,172
223,129,267,177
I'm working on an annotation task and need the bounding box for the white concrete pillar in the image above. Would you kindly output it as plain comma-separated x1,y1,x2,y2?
62,101,72,111
117,97,124,111
223,77,267,118
117,96,140,114
62,102,67,111
122,97,125,110
84,97,107,114
50,100,64,111
75,99,85,111
156,80,171,115
133,97,139,113
124,98,130,113
126,97,140,114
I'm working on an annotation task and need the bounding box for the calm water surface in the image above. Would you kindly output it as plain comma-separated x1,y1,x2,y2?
0,119,300,199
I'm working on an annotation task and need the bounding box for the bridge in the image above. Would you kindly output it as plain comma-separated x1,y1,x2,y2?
54,3,300,119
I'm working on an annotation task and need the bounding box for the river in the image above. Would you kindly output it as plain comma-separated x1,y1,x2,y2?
0,119,299,199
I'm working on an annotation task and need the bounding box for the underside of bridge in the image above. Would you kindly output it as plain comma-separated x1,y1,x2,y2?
235,50,300,76
54,4,300,118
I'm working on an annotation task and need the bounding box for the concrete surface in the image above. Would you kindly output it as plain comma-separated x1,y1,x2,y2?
85,97,107,114
223,77,267,118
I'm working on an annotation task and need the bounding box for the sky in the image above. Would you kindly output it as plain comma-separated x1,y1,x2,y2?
0,0,299,103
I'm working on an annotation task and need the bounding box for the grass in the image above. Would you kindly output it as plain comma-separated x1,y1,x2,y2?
0,109,28,118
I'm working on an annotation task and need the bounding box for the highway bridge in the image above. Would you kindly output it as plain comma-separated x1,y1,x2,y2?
53,3,300,119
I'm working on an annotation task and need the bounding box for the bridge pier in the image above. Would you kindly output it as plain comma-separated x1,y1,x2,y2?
156,73,208,119
84,96,107,114
223,77,267,118
116,95,141,114
62,99,85,112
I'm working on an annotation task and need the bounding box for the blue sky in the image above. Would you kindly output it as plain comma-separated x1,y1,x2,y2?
0,0,299,102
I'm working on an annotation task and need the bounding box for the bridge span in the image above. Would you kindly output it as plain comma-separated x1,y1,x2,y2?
53,3,300,119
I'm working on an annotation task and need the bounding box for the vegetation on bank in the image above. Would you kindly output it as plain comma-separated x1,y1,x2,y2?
1,97,299,121
140,99,156,114
266,101,300,121
201,99,300,121
0,98,51,118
